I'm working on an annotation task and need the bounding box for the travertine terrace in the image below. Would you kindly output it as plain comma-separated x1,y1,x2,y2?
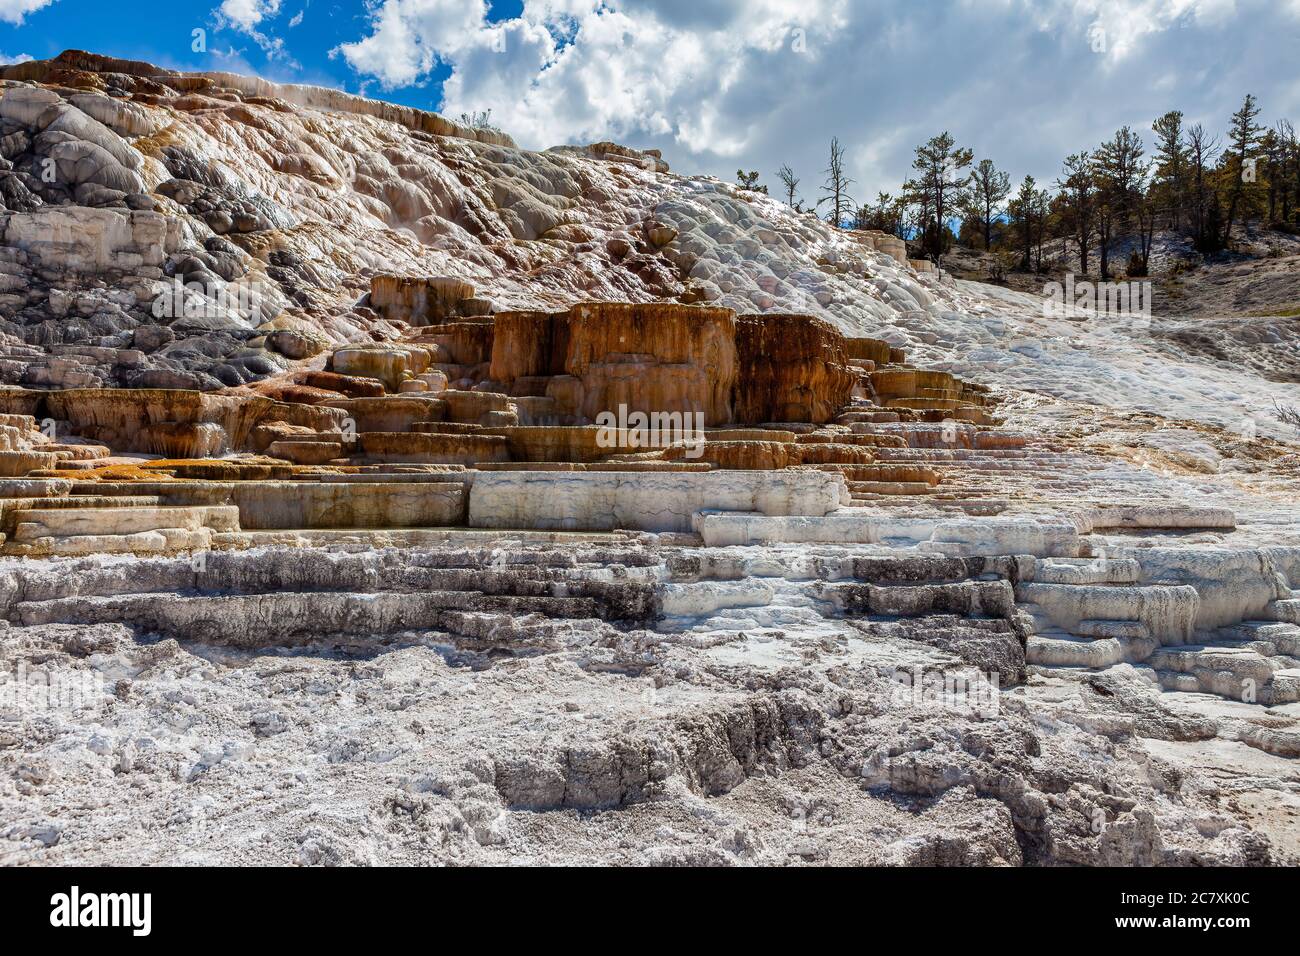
2,52,1299,866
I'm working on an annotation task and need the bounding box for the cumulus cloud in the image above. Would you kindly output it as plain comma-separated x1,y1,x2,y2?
332,0,492,89
333,0,1300,200
0,0,56,25
0,52,34,64
219,0,281,32
215,0,299,66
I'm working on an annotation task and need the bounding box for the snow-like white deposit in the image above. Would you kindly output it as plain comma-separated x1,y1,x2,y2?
3,61,1295,434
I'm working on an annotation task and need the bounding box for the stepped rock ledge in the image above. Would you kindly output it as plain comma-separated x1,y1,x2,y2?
0,52,1298,867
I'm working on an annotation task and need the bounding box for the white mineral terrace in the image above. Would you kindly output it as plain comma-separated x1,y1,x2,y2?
0,54,1297,866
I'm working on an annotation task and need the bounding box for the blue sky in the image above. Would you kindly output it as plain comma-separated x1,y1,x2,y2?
0,0,525,115
3,1,1299,202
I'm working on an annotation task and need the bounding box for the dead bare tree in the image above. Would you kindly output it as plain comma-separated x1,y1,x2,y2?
1274,399,1300,434
777,163,801,208
817,137,856,228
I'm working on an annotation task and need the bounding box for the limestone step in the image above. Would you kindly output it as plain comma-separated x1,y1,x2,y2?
0,494,160,534
474,460,711,472
1266,599,1300,624
265,440,344,465
847,480,934,496
1215,621,1300,656
1154,670,1203,694
1014,582,1197,643
1035,558,1141,585
10,504,240,541
411,421,484,434
1027,633,1124,668
43,443,111,461
68,476,472,526
14,590,606,644
358,431,509,466
37,459,108,472
818,579,1014,618
1147,645,1286,702
0,451,60,477
0,478,73,498
1152,656,1300,705
1073,618,1149,640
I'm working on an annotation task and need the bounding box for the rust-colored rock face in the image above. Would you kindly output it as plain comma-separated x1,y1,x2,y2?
490,303,737,426
43,388,271,453
487,311,571,384
369,275,476,326
844,337,894,366
566,303,737,426
489,304,856,427
413,321,495,367
733,314,856,425
296,371,386,398
663,440,798,470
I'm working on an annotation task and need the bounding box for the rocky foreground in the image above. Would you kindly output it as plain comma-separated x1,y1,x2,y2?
1,53,1299,866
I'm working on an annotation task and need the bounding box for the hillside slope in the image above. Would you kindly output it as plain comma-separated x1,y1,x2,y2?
0,51,1296,440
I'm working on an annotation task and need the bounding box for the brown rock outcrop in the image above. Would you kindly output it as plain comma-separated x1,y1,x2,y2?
490,303,737,425
844,337,895,366
663,440,797,470
489,425,652,463
320,396,446,432
330,346,431,392
357,432,509,466
487,311,567,384
43,389,271,454
369,276,478,326
488,304,858,429
733,314,856,425
420,322,494,367
296,371,386,398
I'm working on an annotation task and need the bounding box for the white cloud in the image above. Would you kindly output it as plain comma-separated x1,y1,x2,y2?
0,0,55,25
0,51,34,64
337,0,848,152
219,0,280,32
332,0,491,89
334,0,1300,203
215,0,299,66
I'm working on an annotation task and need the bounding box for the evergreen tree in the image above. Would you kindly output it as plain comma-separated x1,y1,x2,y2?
904,132,973,259
1091,127,1145,279
1008,175,1038,271
1186,123,1221,252
1222,93,1263,246
735,170,767,194
1057,152,1096,274
1151,110,1188,230
966,158,1012,251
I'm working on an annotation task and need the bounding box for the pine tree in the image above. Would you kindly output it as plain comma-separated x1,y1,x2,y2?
1091,127,1145,279
1186,123,1221,252
1057,152,1096,275
966,158,1012,251
1222,93,1263,246
904,132,973,259
1151,110,1188,230
1033,187,1052,272
1277,120,1299,226
1009,175,1038,270
735,170,767,194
